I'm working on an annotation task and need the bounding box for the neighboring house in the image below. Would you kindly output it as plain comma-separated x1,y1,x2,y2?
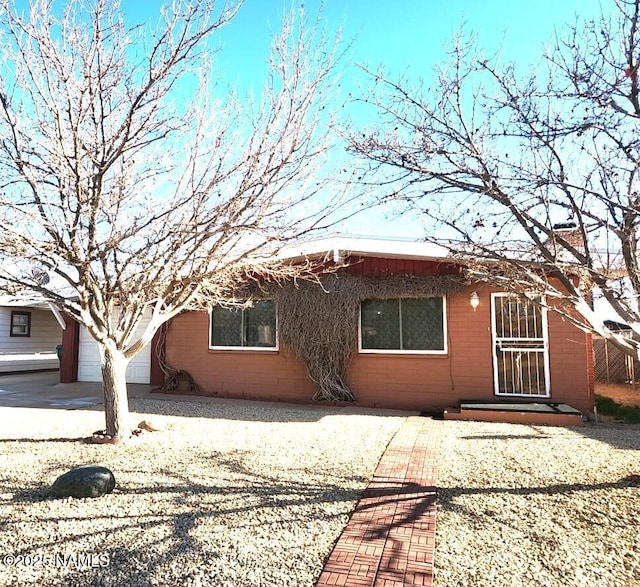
0,297,65,373
160,236,594,424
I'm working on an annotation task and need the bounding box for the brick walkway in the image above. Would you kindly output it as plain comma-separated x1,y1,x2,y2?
316,416,442,587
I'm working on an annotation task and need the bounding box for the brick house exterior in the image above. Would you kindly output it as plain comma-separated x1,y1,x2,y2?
162,237,595,417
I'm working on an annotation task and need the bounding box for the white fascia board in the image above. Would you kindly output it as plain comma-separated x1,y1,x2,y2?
277,235,453,263
0,295,50,308
47,302,67,330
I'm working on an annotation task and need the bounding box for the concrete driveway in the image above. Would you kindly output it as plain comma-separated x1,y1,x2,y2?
0,371,155,409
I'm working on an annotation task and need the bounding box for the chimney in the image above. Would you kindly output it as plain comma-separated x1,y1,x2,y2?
550,222,584,249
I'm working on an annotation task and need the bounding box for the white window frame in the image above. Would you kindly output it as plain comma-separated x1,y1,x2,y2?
209,301,279,351
358,297,448,355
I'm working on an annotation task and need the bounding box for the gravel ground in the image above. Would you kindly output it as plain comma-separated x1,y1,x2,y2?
435,420,640,587
0,398,405,587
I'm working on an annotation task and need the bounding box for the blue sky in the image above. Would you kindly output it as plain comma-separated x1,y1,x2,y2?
213,0,604,84
211,0,607,238
126,1,609,238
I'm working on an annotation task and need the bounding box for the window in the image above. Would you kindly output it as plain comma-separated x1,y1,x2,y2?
10,311,31,337
360,297,446,353
210,300,277,349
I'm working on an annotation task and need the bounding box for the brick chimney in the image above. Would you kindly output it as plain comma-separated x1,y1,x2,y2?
549,222,584,250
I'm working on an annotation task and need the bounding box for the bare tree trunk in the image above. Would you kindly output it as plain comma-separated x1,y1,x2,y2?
101,346,130,440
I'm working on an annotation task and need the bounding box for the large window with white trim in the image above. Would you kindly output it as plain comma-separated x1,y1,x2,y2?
210,300,277,350
359,297,446,353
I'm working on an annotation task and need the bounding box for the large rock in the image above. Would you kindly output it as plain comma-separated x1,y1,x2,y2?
50,465,116,499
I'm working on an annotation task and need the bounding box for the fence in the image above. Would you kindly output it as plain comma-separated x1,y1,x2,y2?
593,336,640,384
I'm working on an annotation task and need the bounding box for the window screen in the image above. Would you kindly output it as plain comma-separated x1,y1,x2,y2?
360,298,445,352
210,301,276,348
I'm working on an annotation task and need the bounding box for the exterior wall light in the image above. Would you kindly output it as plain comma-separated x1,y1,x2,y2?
470,291,480,311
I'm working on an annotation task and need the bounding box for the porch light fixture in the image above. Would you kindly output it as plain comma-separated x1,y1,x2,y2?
470,291,480,311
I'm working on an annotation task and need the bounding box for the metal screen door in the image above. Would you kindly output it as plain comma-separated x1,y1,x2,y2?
491,293,550,397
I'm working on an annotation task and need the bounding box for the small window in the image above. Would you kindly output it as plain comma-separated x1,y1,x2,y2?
360,297,446,353
10,311,31,337
210,300,277,350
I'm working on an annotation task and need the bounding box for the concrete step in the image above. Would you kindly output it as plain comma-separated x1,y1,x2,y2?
444,402,583,426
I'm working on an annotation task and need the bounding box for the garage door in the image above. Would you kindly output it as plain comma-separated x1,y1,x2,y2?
77,310,152,384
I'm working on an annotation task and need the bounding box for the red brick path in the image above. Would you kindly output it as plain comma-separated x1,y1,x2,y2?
315,416,442,587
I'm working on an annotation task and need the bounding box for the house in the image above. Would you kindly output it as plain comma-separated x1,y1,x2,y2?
158,236,594,425
54,236,594,424
0,296,65,373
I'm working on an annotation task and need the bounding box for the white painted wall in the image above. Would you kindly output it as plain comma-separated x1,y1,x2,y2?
0,306,62,353
77,309,152,384
0,306,62,372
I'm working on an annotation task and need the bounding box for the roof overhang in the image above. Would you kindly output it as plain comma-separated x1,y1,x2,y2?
0,295,51,309
0,296,67,330
276,236,454,264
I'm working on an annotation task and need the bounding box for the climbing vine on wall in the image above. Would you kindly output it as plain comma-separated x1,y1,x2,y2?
265,272,464,402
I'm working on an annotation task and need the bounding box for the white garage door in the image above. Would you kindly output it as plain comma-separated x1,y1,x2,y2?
77,309,152,384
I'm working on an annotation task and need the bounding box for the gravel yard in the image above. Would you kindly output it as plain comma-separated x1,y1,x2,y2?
2,396,639,587
435,421,640,587
0,398,405,587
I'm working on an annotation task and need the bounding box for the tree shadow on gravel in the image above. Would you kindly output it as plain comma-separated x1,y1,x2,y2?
575,421,640,449
439,478,633,503
458,434,555,440
436,476,639,535
0,449,372,574
92,475,439,587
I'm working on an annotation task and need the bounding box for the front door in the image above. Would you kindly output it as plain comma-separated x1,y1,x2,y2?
491,293,550,397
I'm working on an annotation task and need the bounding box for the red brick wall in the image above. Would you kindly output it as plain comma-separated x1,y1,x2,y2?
586,332,596,402
59,314,79,383
164,283,594,414
546,310,592,413
150,326,165,386
347,289,494,410
165,310,316,402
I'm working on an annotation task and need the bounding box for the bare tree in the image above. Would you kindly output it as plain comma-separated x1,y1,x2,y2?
346,0,640,359
0,0,348,441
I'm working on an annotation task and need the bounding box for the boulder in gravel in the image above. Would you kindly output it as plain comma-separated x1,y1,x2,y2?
50,465,115,499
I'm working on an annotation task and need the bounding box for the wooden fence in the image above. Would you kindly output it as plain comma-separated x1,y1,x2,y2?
593,336,640,384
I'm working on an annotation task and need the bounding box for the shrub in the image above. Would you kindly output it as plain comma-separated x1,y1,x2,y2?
595,395,640,424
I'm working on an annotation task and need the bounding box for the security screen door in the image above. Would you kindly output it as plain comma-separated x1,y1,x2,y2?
491,293,550,397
